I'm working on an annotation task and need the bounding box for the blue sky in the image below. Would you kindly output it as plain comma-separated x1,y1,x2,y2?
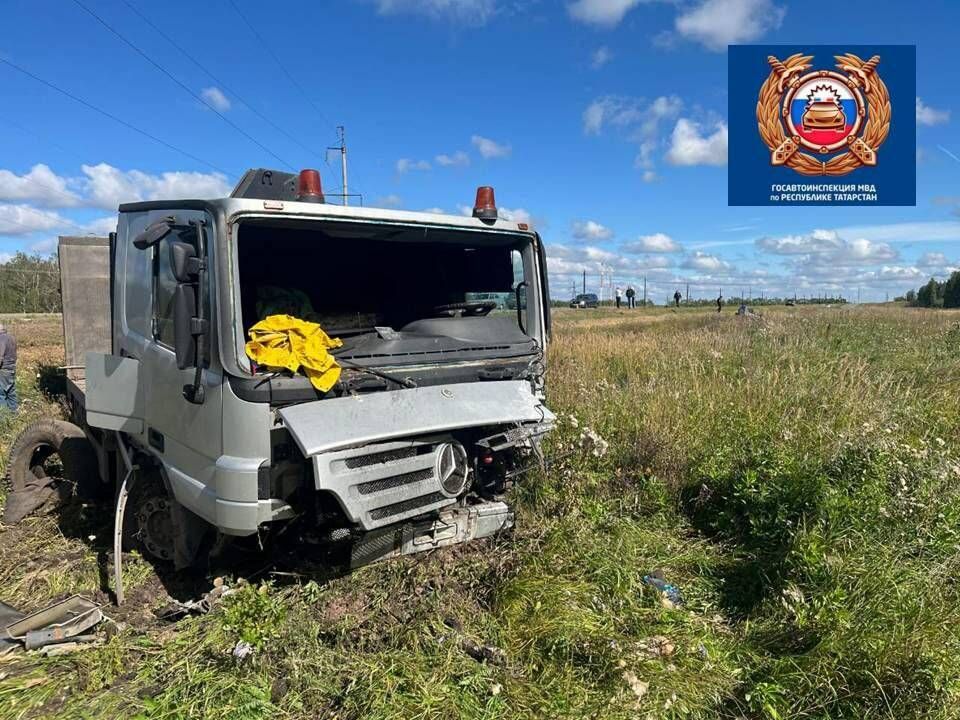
1,0,958,302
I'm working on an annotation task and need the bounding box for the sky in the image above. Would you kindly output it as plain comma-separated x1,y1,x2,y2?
0,0,958,302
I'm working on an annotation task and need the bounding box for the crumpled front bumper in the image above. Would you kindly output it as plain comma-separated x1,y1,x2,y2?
277,380,554,530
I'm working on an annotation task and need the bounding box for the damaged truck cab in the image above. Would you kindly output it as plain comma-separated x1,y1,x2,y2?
55,169,553,568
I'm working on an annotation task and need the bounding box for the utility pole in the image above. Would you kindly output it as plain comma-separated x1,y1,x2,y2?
857,287,861,304
582,269,586,295
327,126,348,206
685,282,689,304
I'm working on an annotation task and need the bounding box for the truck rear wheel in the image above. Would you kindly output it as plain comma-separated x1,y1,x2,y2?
3,419,104,522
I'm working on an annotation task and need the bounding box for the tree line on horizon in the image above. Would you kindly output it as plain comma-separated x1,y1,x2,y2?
0,253,62,313
899,273,960,308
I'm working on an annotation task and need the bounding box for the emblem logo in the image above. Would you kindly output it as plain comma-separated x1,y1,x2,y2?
758,53,890,176
435,442,469,496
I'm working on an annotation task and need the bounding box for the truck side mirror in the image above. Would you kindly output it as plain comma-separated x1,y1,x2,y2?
169,240,199,282
133,219,173,250
173,284,198,370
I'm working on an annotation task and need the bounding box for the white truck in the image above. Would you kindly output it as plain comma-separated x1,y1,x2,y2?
4,168,554,581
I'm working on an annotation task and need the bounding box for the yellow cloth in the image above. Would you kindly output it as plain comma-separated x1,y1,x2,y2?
245,314,343,392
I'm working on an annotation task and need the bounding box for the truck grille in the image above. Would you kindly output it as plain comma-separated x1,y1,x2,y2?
357,468,432,495
369,492,445,521
344,447,418,469
312,437,468,530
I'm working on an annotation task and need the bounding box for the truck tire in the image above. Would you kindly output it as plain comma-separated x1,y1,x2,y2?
5,419,104,502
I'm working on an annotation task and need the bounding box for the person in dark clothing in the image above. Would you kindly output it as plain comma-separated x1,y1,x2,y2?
0,323,17,413
673,290,682,307
716,294,723,313
626,285,636,309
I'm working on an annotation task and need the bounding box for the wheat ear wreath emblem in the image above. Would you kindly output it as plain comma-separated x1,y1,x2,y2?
757,53,891,176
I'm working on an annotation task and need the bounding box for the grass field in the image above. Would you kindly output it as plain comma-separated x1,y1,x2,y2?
2,305,960,719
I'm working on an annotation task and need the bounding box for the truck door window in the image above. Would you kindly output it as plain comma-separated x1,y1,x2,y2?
153,238,178,348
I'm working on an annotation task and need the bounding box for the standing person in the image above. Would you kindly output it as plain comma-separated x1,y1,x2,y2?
615,286,622,309
673,290,682,307
716,294,723,313
0,323,17,414
626,285,636,309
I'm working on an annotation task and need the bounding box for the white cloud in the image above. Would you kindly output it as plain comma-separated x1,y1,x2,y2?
917,251,950,269
682,251,731,272
758,229,899,269
675,0,785,51
395,158,431,174
567,0,647,26
435,151,470,167
497,206,532,224
0,204,72,236
471,135,511,159
583,95,660,135
756,228,843,255
80,164,232,209
665,119,728,166
591,46,613,69
200,87,231,112
916,97,949,126
375,194,403,208
0,164,81,208
624,232,682,253
0,252,13,264
584,95,682,175
457,203,536,226
373,0,496,24
832,221,960,245
642,170,657,183
83,216,118,235
29,237,58,255
572,220,613,241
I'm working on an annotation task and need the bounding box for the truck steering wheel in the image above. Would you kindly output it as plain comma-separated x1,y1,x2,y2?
432,301,497,317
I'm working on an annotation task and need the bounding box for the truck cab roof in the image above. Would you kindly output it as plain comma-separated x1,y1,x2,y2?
118,167,534,238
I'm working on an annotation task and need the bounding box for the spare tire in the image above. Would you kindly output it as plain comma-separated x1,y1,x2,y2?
3,419,104,523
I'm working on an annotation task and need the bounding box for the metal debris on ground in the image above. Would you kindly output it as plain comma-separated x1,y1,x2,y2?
2,595,106,654
442,616,508,666
160,577,237,618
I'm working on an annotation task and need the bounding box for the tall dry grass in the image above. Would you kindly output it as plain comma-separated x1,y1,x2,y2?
2,305,960,719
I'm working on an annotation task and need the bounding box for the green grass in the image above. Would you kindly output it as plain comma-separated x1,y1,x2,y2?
3,306,960,719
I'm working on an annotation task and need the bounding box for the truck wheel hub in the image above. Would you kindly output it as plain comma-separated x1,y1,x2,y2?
137,497,174,561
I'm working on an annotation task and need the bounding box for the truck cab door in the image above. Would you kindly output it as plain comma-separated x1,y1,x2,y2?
116,210,224,515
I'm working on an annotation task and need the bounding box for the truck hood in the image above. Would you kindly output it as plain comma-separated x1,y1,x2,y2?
278,380,553,456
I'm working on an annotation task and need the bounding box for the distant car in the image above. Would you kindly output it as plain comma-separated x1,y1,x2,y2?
570,293,599,308
785,300,796,306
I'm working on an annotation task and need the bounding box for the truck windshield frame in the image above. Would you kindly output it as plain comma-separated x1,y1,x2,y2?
224,213,546,380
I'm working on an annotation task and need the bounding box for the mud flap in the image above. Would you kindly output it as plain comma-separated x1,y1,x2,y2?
349,501,513,568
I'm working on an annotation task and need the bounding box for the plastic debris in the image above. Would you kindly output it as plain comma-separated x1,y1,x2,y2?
642,570,684,608
233,640,254,660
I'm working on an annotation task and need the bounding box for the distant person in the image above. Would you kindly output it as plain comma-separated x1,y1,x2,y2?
0,323,17,414
626,285,636,309
674,290,682,307
716,294,723,313
615,286,622,309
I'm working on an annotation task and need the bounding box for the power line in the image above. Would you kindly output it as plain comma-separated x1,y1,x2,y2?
0,58,230,174
119,0,325,163
70,0,296,171
225,0,337,130
225,0,368,194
